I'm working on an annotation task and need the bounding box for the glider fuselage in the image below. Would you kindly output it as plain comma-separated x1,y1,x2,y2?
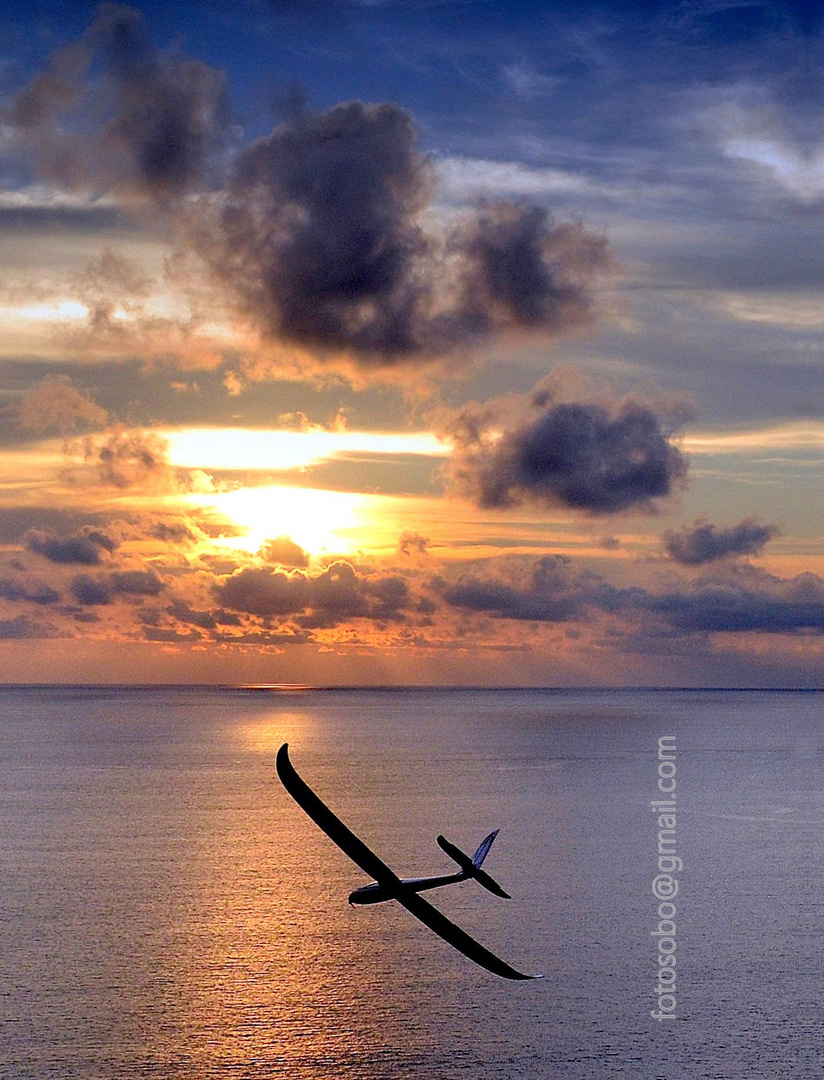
349,871,466,905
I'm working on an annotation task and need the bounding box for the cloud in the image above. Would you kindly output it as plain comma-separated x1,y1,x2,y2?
6,16,610,372
83,427,169,488
164,599,218,630
70,574,112,605
32,556,164,608
70,426,215,492
445,373,688,514
399,532,429,558
111,569,164,596
6,3,230,200
664,518,779,565
149,518,202,544
440,555,824,638
454,202,610,336
191,100,431,364
501,61,561,99
439,554,599,621
25,526,119,565
646,571,824,634
434,156,609,201
215,560,411,626
188,100,610,367
0,576,61,604
16,375,108,436
258,536,310,568
0,506,116,544
0,614,69,639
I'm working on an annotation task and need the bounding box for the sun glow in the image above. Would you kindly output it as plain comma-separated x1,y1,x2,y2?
0,300,89,322
164,427,449,473
166,426,452,559
202,484,373,557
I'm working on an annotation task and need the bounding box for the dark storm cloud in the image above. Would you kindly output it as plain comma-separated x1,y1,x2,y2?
6,15,611,369
25,525,119,565
6,3,230,199
196,100,430,361
191,100,610,366
215,560,410,624
664,518,779,565
446,376,688,514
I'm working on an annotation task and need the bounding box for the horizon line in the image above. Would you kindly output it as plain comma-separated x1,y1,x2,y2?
0,683,821,693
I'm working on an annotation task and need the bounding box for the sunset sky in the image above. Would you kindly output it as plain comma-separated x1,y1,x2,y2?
1,0,822,685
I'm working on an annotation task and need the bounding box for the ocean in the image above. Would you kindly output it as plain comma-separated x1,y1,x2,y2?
1,686,821,1079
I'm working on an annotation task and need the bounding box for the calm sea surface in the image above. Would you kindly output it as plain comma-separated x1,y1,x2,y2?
1,687,822,1079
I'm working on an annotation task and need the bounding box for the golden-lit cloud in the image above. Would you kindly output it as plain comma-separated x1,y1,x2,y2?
683,422,824,455
163,427,448,473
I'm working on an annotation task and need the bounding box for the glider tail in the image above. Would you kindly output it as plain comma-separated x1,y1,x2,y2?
437,830,511,899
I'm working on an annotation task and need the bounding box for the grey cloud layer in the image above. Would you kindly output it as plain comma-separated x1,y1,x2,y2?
440,556,824,638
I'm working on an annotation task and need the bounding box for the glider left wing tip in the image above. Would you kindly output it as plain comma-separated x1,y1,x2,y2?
276,742,291,773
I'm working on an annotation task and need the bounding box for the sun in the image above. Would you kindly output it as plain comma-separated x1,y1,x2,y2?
205,484,372,559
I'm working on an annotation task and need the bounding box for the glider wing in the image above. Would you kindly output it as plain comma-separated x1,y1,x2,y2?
276,742,404,891
276,743,541,981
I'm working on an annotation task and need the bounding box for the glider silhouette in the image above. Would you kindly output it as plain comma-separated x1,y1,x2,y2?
276,743,541,980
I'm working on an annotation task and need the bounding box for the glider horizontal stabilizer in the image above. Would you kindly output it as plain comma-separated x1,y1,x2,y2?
276,743,541,981
437,834,511,899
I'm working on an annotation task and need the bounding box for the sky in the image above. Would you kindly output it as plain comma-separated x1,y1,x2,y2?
0,0,822,686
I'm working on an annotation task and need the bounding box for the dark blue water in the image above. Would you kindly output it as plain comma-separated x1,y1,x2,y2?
1,687,821,1078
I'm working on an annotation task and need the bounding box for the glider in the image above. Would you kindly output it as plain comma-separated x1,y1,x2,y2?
276,743,541,981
